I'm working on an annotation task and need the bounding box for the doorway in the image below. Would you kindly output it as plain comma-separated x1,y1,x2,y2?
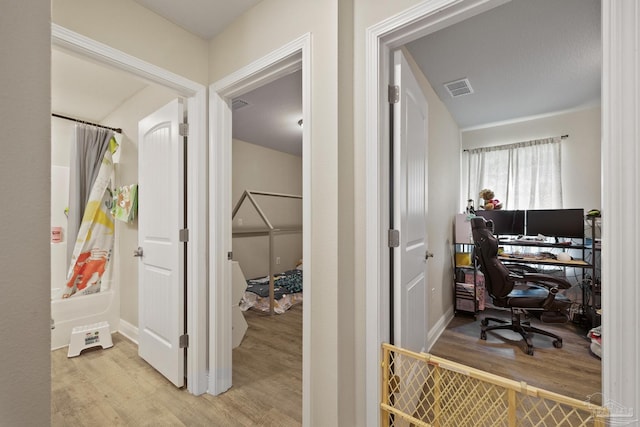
230,70,303,420
208,33,311,421
364,0,619,425
51,24,208,395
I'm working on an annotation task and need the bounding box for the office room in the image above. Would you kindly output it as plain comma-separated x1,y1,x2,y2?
405,0,602,404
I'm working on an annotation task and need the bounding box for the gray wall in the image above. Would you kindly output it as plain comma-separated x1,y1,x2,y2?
0,1,51,425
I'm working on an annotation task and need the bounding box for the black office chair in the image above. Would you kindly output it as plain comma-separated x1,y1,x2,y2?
470,216,571,355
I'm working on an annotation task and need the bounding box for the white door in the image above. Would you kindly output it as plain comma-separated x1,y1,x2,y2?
392,49,429,354
138,99,186,387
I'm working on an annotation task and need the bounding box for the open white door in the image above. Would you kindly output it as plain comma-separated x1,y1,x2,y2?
392,49,429,354
137,99,186,387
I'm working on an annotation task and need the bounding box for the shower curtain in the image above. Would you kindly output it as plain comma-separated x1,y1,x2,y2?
62,125,120,298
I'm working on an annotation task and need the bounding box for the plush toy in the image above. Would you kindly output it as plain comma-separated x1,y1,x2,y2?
479,188,503,210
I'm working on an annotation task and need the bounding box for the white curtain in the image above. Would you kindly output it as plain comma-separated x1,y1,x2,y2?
465,137,562,210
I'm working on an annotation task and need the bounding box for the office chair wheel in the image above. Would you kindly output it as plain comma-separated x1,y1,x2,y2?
553,340,563,348
480,331,487,340
526,345,534,356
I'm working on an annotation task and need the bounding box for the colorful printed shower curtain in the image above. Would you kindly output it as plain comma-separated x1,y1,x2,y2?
63,133,120,298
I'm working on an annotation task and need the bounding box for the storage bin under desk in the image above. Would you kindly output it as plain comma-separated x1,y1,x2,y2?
454,267,487,313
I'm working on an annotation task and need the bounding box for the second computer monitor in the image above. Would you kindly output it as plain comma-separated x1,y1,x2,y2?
475,210,525,236
525,208,585,239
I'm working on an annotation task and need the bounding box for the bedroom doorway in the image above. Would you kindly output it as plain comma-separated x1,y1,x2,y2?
229,71,303,422
208,35,311,422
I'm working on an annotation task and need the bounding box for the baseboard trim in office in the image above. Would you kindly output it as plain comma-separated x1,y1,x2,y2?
427,306,455,351
118,319,139,345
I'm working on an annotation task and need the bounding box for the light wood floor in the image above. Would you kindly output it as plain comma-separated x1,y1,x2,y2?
429,309,602,405
53,304,600,425
51,304,302,426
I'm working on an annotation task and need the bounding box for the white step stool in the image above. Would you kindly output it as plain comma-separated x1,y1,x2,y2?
67,321,114,357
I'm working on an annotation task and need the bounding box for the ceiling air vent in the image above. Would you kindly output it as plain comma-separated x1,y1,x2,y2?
231,99,249,110
444,78,473,98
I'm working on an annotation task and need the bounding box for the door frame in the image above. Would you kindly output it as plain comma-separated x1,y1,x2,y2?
52,24,209,395
365,0,638,425
208,33,311,422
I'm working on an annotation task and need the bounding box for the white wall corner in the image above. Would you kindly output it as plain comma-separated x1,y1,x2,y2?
118,319,139,344
427,306,455,351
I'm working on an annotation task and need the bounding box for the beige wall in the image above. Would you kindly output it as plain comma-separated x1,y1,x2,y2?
0,1,51,425
52,0,209,85
337,0,356,422
461,107,602,210
232,139,303,279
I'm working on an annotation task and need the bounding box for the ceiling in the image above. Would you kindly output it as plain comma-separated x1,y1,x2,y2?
406,0,601,129
52,0,601,155
232,71,303,156
133,0,262,40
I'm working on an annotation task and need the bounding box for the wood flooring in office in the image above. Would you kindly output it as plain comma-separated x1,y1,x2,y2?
429,309,602,405
51,304,303,427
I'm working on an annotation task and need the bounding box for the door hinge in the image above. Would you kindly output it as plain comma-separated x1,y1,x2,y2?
179,334,189,348
179,123,189,137
388,229,400,248
389,85,400,104
227,251,233,260
179,228,189,242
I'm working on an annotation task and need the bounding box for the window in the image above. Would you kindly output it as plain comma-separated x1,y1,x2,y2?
465,137,562,210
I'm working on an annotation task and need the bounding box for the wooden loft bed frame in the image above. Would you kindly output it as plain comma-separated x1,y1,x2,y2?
231,190,303,315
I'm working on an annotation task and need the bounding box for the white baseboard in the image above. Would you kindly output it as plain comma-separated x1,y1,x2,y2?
427,306,455,351
118,319,139,344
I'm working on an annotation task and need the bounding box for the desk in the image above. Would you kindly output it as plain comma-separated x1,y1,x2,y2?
498,254,591,268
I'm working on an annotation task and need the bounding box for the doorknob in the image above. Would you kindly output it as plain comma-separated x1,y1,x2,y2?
134,246,144,257
425,251,434,260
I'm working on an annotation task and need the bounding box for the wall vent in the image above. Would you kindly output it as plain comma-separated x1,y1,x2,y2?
231,99,250,110
444,78,474,98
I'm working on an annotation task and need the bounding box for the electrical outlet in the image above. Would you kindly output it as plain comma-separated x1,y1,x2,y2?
276,257,281,265
237,218,243,226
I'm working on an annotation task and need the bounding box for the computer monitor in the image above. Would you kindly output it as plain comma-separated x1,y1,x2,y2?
525,209,585,238
475,210,525,236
